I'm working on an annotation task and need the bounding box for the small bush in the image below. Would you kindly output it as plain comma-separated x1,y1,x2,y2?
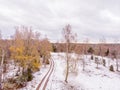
32,62,40,72
3,68,33,89
16,68,33,88
3,82,16,90
46,59,49,64
109,65,114,72
27,68,33,81
103,59,106,67
15,75,27,88
3,78,16,90
91,55,93,60
7,78,16,84
95,57,98,64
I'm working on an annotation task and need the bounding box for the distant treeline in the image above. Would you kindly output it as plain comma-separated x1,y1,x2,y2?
52,43,120,57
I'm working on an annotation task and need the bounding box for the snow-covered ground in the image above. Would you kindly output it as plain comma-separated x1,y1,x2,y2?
46,53,120,90
19,65,50,90
17,53,120,90
3,60,50,90
4,61,19,80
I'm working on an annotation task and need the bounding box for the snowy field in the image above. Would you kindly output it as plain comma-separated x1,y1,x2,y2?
19,53,120,90
47,53,120,90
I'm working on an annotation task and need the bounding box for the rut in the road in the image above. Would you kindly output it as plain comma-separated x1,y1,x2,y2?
36,59,54,90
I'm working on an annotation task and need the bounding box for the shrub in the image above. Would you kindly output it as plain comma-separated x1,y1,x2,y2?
32,62,40,72
7,78,16,84
109,65,114,72
3,68,33,89
87,47,94,54
95,57,98,64
46,59,49,64
26,68,33,81
15,75,27,88
3,82,16,90
103,59,106,67
3,78,16,90
91,55,93,60
16,68,33,88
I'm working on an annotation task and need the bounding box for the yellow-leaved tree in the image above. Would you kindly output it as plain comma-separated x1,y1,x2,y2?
39,38,53,67
9,26,41,75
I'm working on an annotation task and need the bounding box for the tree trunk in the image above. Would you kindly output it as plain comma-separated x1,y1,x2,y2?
0,67,2,90
97,62,99,68
65,57,69,83
116,58,119,71
0,49,5,89
44,56,46,68
65,42,69,83
83,59,85,71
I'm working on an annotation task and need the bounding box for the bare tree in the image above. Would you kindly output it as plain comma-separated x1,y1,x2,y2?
82,38,89,71
0,30,2,88
113,38,119,71
0,31,6,89
0,30,1,39
99,36,106,56
62,24,77,83
83,38,89,57
96,36,106,68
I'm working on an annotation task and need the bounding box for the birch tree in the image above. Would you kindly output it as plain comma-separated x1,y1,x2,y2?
62,24,77,83
0,31,8,89
113,38,119,71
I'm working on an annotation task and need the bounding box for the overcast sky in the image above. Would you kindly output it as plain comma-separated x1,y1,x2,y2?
0,0,120,43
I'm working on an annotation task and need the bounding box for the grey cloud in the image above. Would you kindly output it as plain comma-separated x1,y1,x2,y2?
0,0,120,42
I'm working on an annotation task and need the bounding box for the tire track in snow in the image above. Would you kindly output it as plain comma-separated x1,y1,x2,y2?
36,58,54,90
